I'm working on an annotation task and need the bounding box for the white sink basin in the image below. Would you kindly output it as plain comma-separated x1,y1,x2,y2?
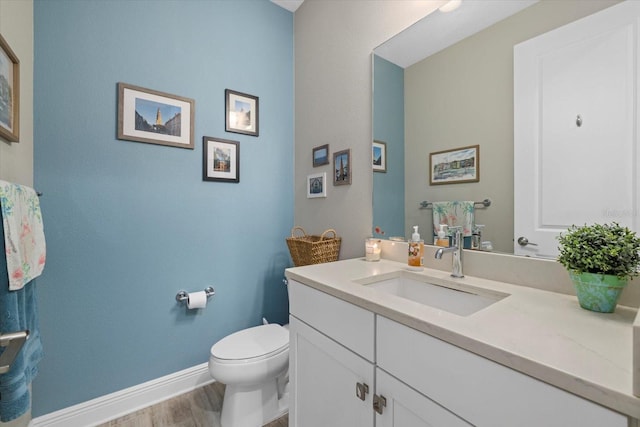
355,271,508,316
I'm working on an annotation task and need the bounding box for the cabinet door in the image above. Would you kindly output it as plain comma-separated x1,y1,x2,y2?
289,316,374,427
375,368,472,427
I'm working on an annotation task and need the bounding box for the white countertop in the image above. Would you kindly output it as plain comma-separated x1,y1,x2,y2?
285,258,639,419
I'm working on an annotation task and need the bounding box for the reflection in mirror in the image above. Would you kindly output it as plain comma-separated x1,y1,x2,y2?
372,0,621,254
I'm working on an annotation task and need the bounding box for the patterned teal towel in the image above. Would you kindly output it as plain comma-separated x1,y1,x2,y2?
432,201,475,237
0,181,46,291
0,209,43,422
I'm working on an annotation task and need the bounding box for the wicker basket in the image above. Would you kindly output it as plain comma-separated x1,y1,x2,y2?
286,226,341,267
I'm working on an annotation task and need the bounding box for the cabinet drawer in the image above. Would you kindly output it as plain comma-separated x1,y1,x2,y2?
288,279,375,361
377,316,627,427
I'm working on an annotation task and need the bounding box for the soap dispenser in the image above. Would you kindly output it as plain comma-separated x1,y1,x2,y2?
435,224,449,247
472,225,484,250
408,225,424,270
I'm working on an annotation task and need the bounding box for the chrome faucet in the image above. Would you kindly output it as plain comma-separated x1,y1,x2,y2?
435,227,464,278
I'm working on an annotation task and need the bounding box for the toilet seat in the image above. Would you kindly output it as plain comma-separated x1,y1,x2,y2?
210,324,289,363
208,323,290,426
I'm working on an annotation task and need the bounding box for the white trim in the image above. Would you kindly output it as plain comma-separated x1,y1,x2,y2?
30,363,213,427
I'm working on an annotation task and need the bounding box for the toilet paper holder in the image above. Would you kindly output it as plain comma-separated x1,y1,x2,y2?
175,286,216,303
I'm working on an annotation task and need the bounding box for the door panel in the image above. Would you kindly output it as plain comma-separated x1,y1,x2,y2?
514,1,640,257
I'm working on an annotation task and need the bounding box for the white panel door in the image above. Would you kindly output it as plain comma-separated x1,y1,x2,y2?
289,316,374,427
375,368,472,427
514,1,640,257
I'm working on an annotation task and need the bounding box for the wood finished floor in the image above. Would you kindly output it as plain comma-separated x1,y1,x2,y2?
96,382,288,427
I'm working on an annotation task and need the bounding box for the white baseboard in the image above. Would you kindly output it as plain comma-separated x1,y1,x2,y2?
30,363,214,427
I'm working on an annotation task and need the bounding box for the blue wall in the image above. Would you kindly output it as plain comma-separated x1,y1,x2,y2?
373,55,405,238
33,0,293,416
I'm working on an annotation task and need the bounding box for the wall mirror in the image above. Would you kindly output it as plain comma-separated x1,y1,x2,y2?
372,0,621,254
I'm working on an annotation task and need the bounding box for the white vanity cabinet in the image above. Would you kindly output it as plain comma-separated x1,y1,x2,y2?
289,279,470,427
288,279,375,427
377,316,627,427
375,368,471,427
288,279,629,427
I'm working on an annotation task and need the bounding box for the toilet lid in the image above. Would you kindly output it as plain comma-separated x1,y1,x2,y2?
210,324,289,361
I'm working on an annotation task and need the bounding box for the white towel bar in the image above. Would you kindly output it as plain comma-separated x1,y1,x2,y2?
0,330,29,374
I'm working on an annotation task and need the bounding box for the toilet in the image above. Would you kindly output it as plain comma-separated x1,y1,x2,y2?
208,323,289,427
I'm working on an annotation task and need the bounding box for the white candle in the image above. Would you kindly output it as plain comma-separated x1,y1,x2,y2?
365,238,381,261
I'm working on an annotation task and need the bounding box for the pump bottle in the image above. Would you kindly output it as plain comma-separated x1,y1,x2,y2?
435,224,449,247
408,225,424,270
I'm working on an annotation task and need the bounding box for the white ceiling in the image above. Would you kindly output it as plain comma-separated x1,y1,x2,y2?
374,0,538,68
270,0,538,68
271,0,304,13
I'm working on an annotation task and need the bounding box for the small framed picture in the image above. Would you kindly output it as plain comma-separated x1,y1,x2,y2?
312,144,329,167
430,144,479,185
0,33,20,142
203,136,240,183
117,82,195,149
372,140,386,172
307,172,327,198
225,89,259,137
333,149,351,186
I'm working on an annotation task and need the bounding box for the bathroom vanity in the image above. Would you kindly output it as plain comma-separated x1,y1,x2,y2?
285,258,639,427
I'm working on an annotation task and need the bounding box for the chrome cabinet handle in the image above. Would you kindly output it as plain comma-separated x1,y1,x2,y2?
517,237,538,246
373,394,387,414
356,382,369,401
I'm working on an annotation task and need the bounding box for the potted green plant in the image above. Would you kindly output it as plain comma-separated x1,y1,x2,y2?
557,222,640,313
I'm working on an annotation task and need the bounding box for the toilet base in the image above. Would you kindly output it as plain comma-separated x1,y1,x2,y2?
221,379,287,427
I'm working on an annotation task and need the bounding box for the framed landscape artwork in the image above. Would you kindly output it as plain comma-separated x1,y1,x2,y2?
312,144,329,167
0,33,19,142
117,82,195,149
430,145,479,185
372,140,386,172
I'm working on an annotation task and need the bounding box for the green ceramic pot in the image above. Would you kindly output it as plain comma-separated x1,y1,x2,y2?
568,271,627,313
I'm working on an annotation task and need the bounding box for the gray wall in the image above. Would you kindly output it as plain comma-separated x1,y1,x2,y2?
404,0,620,253
0,0,33,187
293,0,441,258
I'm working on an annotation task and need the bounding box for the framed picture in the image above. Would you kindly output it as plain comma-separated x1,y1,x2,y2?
333,149,351,186
203,136,240,183
307,172,327,198
430,144,479,185
312,144,329,167
225,89,259,137
372,140,386,172
0,33,20,142
117,82,195,149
